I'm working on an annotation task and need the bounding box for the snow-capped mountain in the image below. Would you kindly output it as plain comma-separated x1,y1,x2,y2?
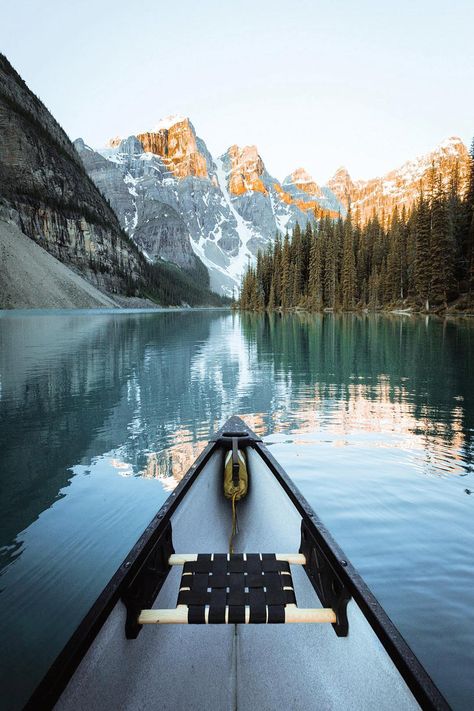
328,137,470,223
282,167,342,217
75,117,470,295
75,116,333,295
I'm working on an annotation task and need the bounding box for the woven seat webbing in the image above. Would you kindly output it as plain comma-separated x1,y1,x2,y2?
177,553,297,624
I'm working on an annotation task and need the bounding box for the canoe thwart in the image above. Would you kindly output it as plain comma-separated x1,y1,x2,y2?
169,553,306,565
168,552,304,624
138,606,337,625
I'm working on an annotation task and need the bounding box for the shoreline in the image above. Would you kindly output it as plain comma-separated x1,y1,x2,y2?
0,305,232,318
236,306,474,318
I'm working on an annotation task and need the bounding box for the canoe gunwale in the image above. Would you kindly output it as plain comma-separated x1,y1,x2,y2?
24,415,450,711
24,434,219,711
253,435,451,711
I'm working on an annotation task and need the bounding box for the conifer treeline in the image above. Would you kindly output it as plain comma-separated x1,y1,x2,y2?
240,144,474,312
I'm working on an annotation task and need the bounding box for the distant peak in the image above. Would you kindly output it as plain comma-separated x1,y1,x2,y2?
227,144,260,158
438,135,463,147
285,167,316,185
73,137,87,151
154,114,188,131
433,136,466,156
225,144,267,196
118,135,143,155
332,166,351,178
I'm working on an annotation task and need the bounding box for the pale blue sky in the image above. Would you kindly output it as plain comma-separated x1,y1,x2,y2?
2,0,473,183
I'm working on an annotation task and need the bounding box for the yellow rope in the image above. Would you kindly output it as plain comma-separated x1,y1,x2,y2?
229,492,238,555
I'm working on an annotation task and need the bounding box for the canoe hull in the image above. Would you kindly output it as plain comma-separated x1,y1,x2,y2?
25,417,449,711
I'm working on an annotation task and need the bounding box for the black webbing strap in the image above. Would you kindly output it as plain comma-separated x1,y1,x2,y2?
177,553,296,624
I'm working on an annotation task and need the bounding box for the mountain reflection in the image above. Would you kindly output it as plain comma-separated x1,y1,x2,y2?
0,310,473,711
238,312,473,472
0,311,225,568
0,310,472,572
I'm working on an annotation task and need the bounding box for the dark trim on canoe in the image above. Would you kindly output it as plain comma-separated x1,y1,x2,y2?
251,428,450,711
25,416,450,711
24,436,219,711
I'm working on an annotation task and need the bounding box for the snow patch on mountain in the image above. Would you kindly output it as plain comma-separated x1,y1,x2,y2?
214,156,256,281
75,115,468,297
153,114,187,131
269,189,291,232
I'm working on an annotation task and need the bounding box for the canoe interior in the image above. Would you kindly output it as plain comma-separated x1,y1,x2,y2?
56,447,420,711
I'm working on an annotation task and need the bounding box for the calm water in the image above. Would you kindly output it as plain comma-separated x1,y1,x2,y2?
0,310,473,709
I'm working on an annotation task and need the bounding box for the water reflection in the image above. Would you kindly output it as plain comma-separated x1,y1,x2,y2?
238,312,473,474
141,432,207,489
0,310,473,709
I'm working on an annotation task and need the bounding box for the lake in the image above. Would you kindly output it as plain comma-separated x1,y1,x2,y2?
0,309,473,709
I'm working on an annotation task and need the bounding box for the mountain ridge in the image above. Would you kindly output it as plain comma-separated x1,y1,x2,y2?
79,114,468,295
0,55,228,308
0,53,143,299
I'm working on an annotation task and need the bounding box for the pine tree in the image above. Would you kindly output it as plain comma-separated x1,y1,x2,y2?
257,281,265,310
370,213,385,275
431,175,455,306
272,232,282,307
239,166,467,314
357,217,371,304
341,208,356,309
335,216,345,307
463,138,474,295
448,161,465,285
291,223,303,305
280,232,291,309
301,222,313,287
323,217,338,308
386,209,404,302
405,208,417,297
308,230,323,309
414,190,431,311
291,262,298,306
268,279,276,310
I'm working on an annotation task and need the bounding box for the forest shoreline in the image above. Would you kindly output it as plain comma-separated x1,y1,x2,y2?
237,299,474,318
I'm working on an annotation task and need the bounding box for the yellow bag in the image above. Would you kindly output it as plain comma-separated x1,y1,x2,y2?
224,449,248,500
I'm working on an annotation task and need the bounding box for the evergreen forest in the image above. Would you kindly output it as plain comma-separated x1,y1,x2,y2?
240,143,474,312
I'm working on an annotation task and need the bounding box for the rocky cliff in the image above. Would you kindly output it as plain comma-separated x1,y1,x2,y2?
282,167,342,218
137,115,208,179
81,118,326,295
73,137,200,271
0,53,143,296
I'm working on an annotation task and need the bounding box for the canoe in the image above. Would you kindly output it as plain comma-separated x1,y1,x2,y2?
25,416,449,710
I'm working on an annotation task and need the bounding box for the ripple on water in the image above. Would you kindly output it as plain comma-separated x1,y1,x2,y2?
0,311,473,709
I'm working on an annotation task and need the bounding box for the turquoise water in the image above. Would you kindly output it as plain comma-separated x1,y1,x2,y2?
0,310,473,709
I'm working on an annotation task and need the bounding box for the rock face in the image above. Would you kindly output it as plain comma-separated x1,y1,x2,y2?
76,109,470,295
74,138,199,270
0,217,119,309
0,54,143,295
227,145,267,195
79,119,328,295
286,167,323,197
81,123,246,293
327,137,470,223
137,115,208,179
282,168,342,218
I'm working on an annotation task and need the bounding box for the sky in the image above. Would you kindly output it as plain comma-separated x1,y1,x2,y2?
2,0,473,184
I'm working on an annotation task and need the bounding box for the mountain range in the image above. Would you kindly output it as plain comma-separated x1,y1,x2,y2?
0,53,470,305
0,55,224,308
76,117,470,295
